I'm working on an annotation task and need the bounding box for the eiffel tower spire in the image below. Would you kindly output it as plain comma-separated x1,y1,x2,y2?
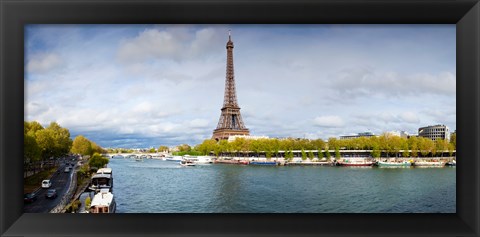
212,31,250,140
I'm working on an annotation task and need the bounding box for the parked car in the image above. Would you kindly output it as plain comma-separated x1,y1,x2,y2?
45,189,57,199
24,193,38,203
41,180,52,188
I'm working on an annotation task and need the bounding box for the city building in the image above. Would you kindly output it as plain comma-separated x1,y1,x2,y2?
384,131,410,138
339,132,377,140
418,124,450,141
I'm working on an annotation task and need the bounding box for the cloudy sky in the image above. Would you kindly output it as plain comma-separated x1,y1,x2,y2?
25,24,456,148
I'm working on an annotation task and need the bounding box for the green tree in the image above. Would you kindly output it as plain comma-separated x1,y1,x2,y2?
325,149,331,159
408,136,419,157
401,139,409,158
158,145,169,153
46,122,73,158
450,132,456,149
448,143,455,157
318,148,324,159
71,135,93,156
88,153,109,169
371,143,381,158
24,132,41,176
335,147,341,159
85,196,91,209
308,150,314,160
177,144,192,152
301,149,307,160
36,129,56,160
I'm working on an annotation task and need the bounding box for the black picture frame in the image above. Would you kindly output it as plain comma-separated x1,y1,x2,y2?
1,0,479,236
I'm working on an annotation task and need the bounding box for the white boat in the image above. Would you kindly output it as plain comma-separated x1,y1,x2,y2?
165,156,183,162
183,155,213,165
376,160,412,167
89,173,113,192
180,160,196,167
89,167,113,192
97,168,112,175
414,161,445,167
89,189,116,213
337,158,375,167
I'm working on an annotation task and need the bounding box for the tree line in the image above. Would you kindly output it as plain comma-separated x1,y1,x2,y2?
24,121,106,177
192,134,456,158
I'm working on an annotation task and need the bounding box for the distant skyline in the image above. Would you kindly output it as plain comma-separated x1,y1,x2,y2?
25,24,456,148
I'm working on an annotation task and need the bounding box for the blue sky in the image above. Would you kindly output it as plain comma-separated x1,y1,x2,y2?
24,24,456,148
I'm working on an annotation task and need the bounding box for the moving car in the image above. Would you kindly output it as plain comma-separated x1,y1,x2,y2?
64,167,70,173
41,180,52,188
45,189,57,199
24,193,38,203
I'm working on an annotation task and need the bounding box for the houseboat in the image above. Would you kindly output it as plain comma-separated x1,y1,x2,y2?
376,160,412,167
413,161,445,167
89,189,116,213
337,158,375,167
249,161,277,166
89,169,113,192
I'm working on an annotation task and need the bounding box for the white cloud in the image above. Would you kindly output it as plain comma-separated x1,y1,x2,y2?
329,68,455,98
187,119,209,128
26,53,62,73
313,116,344,128
117,29,181,62
399,111,420,124
117,27,225,64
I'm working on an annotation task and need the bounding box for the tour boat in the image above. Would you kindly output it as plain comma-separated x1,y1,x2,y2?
413,161,445,167
376,160,412,167
89,189,116,213
166,156,183,162
180,159,196,167
183,155,213,165
337,158,375,167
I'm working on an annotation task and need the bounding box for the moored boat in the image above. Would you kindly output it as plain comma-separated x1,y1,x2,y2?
337,158,374,167
166,156,183,162
376,160,412,167
89,189,116,213
237,160,249,165
89,168,113,192
446,160,456,166
413,161,445,167
249,161,277,165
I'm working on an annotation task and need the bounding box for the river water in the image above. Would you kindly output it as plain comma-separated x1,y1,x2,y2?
108,157,456,213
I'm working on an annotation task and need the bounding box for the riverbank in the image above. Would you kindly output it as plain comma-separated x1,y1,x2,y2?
212,156,456,166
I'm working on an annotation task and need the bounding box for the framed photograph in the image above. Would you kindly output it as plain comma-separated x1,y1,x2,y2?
1,0,479,236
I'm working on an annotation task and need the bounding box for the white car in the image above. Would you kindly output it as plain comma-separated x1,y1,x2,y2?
41,180,52,188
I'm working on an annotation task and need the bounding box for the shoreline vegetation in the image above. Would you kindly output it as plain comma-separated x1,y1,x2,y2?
107,135,456,161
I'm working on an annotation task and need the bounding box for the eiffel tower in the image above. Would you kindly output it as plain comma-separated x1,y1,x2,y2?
212,31,250,140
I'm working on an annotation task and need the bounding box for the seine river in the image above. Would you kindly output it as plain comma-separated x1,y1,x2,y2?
108,157,456,213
